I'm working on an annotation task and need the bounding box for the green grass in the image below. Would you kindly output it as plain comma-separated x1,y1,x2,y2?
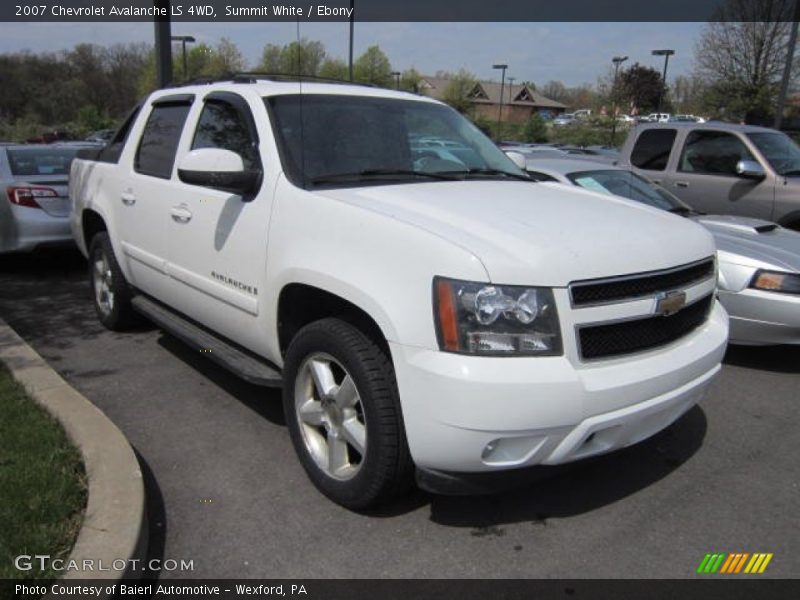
0,364,86,581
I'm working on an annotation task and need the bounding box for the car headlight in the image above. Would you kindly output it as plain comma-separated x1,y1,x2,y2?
749,270,800,294
434,277,562,356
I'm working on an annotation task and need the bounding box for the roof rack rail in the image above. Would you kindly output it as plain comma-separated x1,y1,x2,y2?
230,72,379,87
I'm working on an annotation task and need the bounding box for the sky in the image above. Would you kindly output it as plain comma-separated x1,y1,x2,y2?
0,21,705,87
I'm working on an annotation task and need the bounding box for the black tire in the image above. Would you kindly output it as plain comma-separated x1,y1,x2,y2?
282,318,414,510
88,232,138,330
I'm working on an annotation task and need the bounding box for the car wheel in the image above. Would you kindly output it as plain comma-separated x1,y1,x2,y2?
89,232,137,330
283,318,413,509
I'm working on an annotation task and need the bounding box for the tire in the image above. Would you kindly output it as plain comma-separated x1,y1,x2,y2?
88,232,138,330
282,318,413,510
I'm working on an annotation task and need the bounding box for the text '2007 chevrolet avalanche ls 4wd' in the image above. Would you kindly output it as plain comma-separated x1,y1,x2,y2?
70,78,729,509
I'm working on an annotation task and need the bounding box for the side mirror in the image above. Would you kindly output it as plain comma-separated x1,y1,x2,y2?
177,148,261,196
735,159,766,180
505,151,527,170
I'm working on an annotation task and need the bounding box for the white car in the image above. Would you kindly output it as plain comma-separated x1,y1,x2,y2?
70,78,728,508
0,144,80,253
525,157,800,345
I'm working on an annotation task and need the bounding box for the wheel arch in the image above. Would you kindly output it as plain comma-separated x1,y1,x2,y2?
277,283,393,360
81,209,108,251
777,210,800,231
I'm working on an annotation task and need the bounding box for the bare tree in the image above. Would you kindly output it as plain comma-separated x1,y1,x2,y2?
694,0,796,121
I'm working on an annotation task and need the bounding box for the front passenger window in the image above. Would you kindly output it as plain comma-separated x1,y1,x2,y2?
679,131,755,176
192,101,259,170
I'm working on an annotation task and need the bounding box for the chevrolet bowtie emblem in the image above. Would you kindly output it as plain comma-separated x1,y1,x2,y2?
654,290,687,316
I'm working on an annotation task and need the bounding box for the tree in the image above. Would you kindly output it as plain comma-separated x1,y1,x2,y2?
694,0,796,122
441,69,477,114
541,80,568,104
618,63,665,114
209,37,246,76
280,39,326,76
400,68,422,93
258,43,283,73
354,45,392,87
671,74,709,115
319,58,349,80
522,114,548,143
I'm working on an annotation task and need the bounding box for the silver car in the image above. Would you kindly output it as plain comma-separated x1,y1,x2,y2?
526,157,800,346
0,144,80,253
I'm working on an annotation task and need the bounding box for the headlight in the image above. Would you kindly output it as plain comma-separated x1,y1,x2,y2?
434,277,562,356
749,270,800,294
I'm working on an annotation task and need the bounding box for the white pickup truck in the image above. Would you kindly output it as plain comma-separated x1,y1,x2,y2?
70,78,728,508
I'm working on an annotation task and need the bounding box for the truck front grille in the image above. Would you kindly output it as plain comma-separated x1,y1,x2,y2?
578,294,713,360
570,258,715,307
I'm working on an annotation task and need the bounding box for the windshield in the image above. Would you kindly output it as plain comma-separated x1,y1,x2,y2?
266,94,526,188
747,132,800,176
6,147,79,176
567,169,690,212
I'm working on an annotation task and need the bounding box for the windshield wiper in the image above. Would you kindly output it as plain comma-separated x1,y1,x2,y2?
309,169,460,185
780,169,800,176
667,206,694,215
446,168,532,182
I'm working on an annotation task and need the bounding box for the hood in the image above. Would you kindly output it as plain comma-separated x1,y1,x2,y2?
316,180,716,286
691,214,800,272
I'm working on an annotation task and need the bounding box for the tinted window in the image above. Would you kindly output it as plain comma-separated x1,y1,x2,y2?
97,105,141,164
630,129,676,171
192,101,259,170
679,130,755,176
747,131,800,176
6,147,79,176
267,94,524,188
135,104,191,179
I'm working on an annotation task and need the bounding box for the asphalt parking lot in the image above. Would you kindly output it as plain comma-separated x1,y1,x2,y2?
1,249,798,579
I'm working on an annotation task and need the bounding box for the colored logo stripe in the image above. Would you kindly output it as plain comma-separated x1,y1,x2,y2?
698,552,773,574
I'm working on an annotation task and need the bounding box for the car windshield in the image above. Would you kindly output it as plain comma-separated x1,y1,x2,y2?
266,94,527,188
567,169,691,212
5,147,79,176
746,132,800,176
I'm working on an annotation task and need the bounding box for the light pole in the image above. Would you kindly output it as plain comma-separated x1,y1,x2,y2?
652,49,674,115
171,35,196,81
493,63,508,140
392,71,401,90
348,0,355,81
610,55,628,144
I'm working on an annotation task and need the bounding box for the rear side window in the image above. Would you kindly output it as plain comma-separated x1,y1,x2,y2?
97,106,141,164
135,103,191,179
678,130,755,176
191,101,259,170
6,147,78,176
630,129,676,171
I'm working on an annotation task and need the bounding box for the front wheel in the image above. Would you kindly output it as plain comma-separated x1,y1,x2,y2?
89,232,137,330
282,318,413,509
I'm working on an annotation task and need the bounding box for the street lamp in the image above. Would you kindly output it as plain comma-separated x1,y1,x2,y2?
171,35,196,81
493,63,508,139
392,71,401,90
610,55,628,144
651,49,675,115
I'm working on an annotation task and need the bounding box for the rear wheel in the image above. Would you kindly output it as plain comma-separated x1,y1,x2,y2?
89,232,137,330
283,318,413,509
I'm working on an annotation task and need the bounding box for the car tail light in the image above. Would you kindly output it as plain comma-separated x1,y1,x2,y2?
6,186,59,209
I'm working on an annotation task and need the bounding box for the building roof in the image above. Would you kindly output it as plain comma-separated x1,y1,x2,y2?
418,76,567,110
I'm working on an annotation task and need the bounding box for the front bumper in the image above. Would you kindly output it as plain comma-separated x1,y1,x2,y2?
720,289,800,345
390,301,728,473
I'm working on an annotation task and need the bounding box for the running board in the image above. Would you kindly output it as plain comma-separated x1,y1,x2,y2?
131,296,282,387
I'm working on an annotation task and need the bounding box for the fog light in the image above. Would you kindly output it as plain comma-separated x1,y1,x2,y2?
481,435,547,466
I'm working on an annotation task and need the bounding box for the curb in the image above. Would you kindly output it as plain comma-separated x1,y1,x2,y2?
0,318,147,588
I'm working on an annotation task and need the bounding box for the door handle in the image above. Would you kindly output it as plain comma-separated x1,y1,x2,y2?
675,181,689,188
650,179,662,185
121,191,136,206
170,205,193,223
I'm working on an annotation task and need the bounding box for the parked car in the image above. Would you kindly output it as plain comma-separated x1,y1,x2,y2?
85,129,116,144
640,113,670,123
525,157,800,345
70,78,727,508
669,115,706,123
616,114,635,124
553,113,575,127
0,144,81,253
620,122,800,230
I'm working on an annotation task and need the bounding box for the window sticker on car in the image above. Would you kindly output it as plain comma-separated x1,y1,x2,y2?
574,176,614,196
